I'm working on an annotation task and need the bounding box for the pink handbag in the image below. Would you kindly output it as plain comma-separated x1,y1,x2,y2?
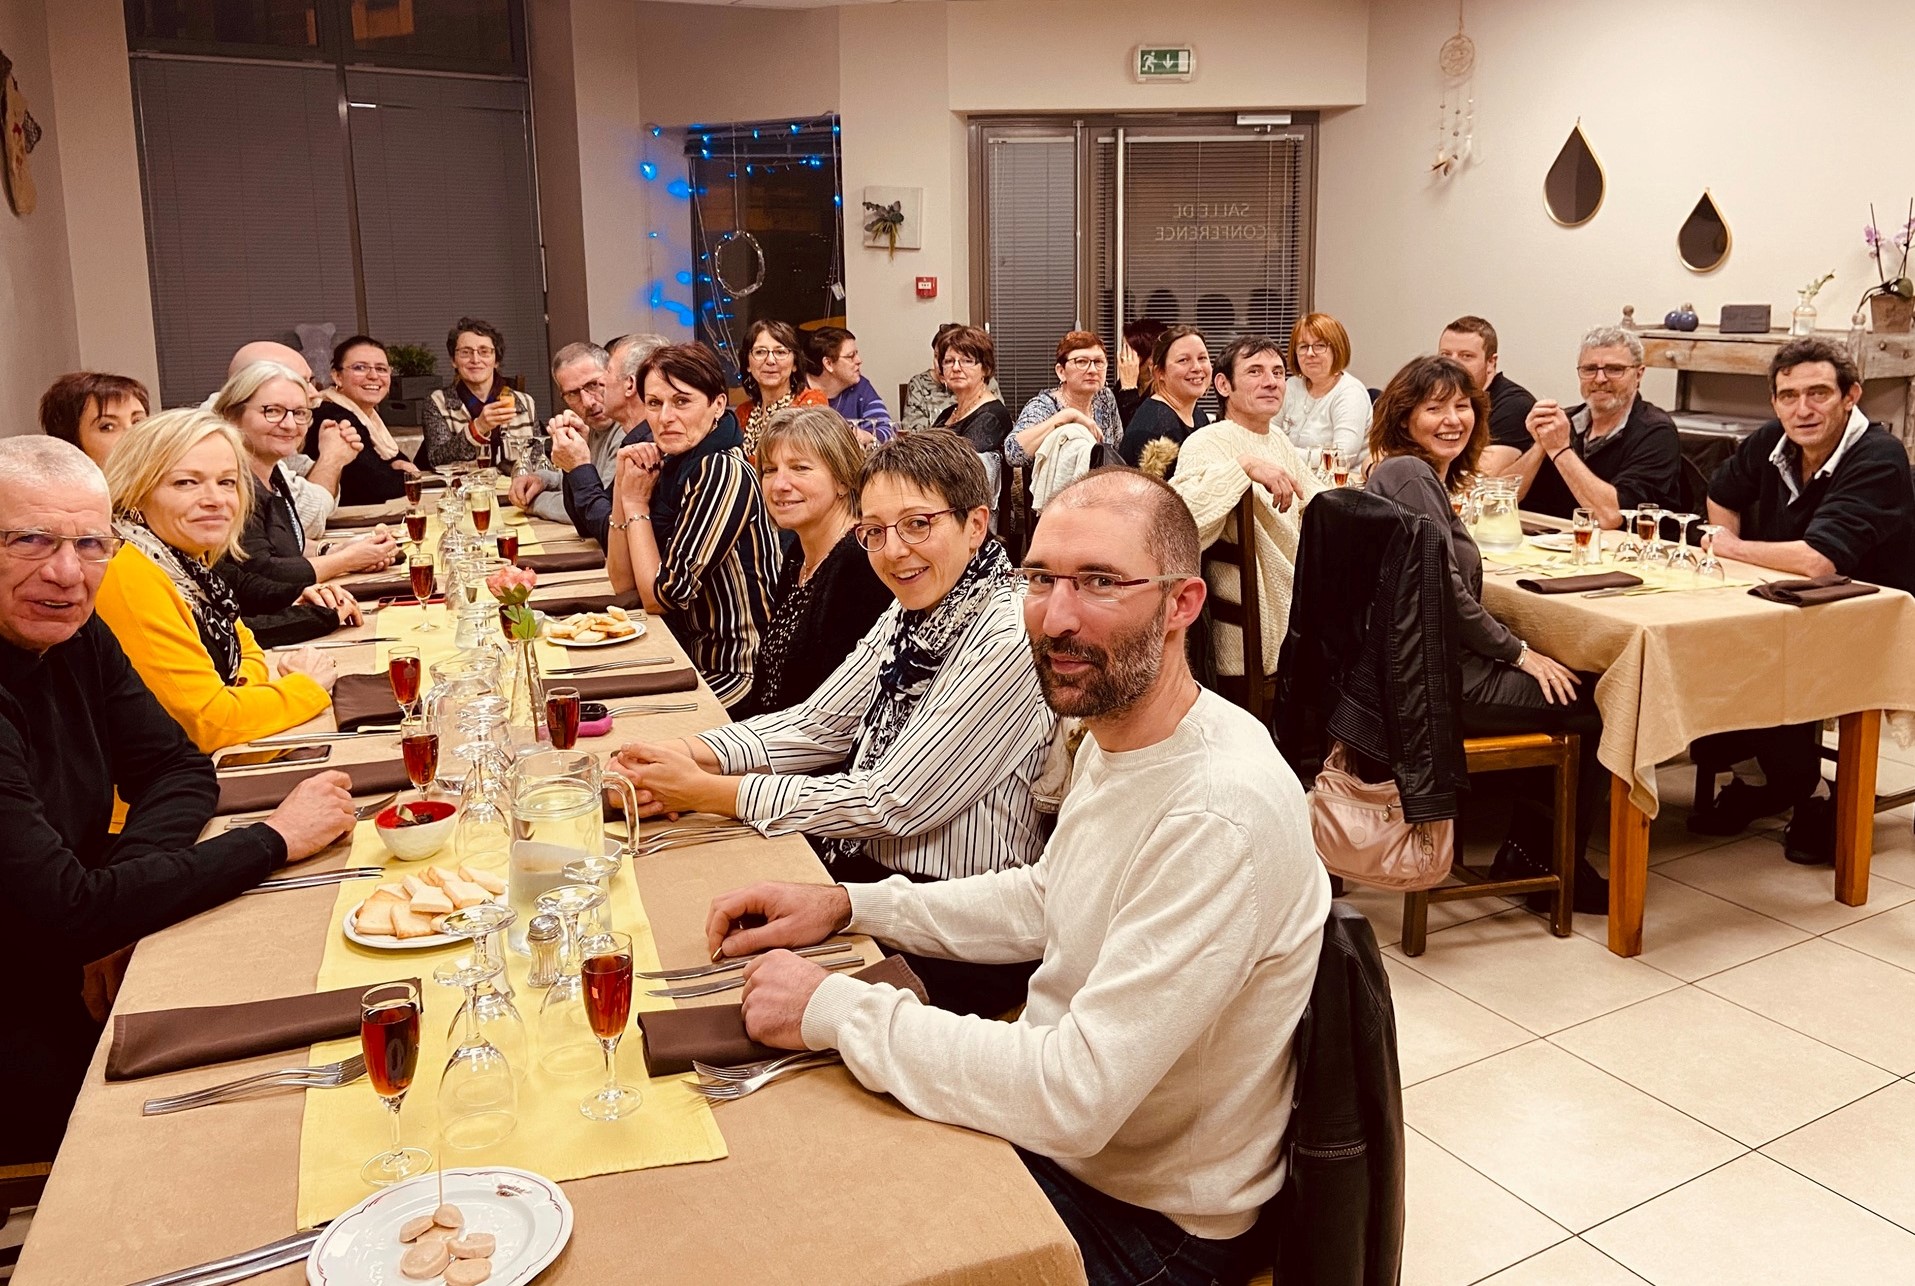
1309,743,1455,891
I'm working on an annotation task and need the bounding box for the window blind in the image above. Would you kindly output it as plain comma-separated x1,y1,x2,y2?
984,134,1078,413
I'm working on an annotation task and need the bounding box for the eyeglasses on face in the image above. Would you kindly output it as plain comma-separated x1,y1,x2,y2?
0,529,123,563
563,379,608,402
343,362,392,377
1576,363,1640,380
852,509,958,552
749,347,793,362
941,353,980,370
254,403,314,428
1062,356,1107,372
1015,568,1186,604
453,346,497,360
1294,342,1333,356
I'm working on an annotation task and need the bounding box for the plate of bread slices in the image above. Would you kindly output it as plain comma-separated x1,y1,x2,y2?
542,606,645,648
344,862,509,950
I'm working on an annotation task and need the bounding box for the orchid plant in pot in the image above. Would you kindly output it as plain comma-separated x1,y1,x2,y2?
487,564,546,738
1862,202,1915,333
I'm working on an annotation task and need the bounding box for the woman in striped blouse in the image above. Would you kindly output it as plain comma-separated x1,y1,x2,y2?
614,430,1054,1017
606,342,778,712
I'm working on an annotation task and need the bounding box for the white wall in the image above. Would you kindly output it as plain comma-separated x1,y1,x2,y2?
0,0,82,437
1317,0,1915,410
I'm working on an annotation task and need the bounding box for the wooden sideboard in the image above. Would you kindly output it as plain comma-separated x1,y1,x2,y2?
1641,325,1915,443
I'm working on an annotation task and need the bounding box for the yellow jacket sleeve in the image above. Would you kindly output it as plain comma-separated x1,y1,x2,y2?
94,546,331,753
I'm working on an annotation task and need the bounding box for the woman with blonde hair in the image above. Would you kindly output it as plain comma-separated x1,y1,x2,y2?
753,404,891,714
93,407,334,751
1278,311,1371,463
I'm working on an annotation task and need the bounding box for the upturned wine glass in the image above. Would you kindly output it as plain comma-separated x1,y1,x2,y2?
434,954,517,1151
1669,513,1702,570
1695,523,1728,582
535,884,610,1080
1615,506,1645,562
440,904,528,1081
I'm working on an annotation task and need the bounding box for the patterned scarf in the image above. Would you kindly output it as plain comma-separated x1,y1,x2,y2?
742,390,797,461
116,518,245,684
822,538,1012,869
651,411,744,551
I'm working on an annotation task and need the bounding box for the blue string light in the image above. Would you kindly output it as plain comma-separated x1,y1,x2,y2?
666,178,691,199
639,161,658,181
675,270,693,286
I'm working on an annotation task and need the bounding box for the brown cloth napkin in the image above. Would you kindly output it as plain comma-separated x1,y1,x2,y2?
1516,571,1643,594
341,573,414,600
635,955,928,1076
107,979,417,1080
326,506,404,530
333,665,699,731
1750,574,1881,607
529,589,643,616
519,549,606,574
216,756,410,813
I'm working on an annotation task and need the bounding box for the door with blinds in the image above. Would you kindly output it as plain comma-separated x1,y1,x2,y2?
976,117,1315,416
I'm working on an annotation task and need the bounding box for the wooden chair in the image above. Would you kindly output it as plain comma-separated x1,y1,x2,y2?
1399,731,1580,955
1204,492,1277,722
0,1159,51,1210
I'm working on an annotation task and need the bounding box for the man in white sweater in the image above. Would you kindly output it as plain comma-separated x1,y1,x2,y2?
711,469,1330,1286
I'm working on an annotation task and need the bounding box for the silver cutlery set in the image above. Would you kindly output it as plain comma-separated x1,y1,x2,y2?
141,1055,368,1117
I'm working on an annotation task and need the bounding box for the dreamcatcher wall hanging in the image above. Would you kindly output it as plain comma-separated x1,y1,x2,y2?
1431,6,1477,179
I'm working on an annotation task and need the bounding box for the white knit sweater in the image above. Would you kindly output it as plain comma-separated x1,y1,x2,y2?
1169,419,1324,675
802,690,1330,1240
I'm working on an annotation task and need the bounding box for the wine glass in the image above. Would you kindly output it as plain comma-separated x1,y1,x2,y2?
535,884,610,1080
404,508,428,548
434,953,517,1150
1330,452,1352,489
1695,523,1728,582
388,645,422,718
545,686,582,751
404,474,424,507
1571,507,1599,566
1615,506,1644,562
469,483,494,535
440,904,529,1079
562,852,621,936
1636,506,1669,565
400,714,438,806
408,552,438,631
497,531,520,566
1668,512,1702,570
359,981,430,1185
579,931,642,1121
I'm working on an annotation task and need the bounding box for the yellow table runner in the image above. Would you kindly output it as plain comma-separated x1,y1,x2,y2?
1501,535,1756,591
293,823,727,1228
372,604,600,676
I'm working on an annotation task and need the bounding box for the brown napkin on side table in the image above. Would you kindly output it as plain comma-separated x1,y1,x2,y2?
1750,575,1881,607
107,979,418,1080
216,756,411,813
1516,571,1643,595
636,955,927,1076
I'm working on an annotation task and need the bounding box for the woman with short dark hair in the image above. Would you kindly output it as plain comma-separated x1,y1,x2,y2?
1365,354,1607,910
808,326,894,446
733,319,826,461
308,335,420,505
39,372,150,468
606,342,779,711
612,428,1051,1016
419,316,538,469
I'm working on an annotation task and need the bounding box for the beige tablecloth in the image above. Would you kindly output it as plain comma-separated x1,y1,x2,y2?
1481,531,1915,816
15,516,1081,1286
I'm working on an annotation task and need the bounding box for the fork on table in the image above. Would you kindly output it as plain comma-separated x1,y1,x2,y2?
141,1054,368,1116
686,1051,843,1100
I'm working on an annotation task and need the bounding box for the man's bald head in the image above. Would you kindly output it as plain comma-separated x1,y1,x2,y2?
1044,468,1200,577
228,341,311,382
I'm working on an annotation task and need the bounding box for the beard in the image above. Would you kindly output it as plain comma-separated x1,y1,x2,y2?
1030,602,1168,719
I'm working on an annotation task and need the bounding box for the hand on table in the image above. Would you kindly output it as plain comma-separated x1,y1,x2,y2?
1517,646,1581,705
1239,456,1302,511
298,582,363,626
391,456,421,476
338,530,399,573
262,770,357,861
610,740,731,817
275,646,338,692
706,880,854,959
1528,400,1573,458
508,473,545,508
740,952,833,1049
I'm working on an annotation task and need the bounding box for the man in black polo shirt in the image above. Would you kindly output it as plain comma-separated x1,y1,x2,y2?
1689,337,1915,862
1438,315,1537,475
1506,326,1682,526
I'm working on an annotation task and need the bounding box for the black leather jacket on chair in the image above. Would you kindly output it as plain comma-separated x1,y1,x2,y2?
1265,901,1406,1286
1274,487,1469,824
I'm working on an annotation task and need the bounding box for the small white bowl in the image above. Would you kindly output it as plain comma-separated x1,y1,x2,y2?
373,801,456,861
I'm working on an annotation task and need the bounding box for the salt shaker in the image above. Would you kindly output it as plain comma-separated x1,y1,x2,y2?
525,913,564,988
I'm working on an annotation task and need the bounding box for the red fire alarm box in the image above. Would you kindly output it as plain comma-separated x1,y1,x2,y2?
915,276,937,299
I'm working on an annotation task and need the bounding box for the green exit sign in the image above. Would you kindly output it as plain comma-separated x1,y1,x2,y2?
1134,45,1195,82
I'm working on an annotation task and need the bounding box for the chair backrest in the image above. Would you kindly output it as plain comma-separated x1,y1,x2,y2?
1202,491,1270,716
898,382,911,420
1678,454,1710,517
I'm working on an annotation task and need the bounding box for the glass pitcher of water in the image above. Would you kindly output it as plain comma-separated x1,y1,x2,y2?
1470,476,1523,553
425,653,501,790
506,750,641,953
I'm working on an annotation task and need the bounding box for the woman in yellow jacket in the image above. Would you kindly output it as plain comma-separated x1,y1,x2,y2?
95,408,333,751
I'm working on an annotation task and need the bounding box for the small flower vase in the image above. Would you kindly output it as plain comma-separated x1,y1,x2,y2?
507,635,546,743
1791,299,1818,336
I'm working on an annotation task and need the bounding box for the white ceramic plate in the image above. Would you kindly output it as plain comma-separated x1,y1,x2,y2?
1528,533,1577,552
543,618,648,649
306,1166,572,1286
343,898,465,951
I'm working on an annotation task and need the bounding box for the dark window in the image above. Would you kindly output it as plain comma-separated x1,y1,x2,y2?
127,0,522,74
127,0,321,52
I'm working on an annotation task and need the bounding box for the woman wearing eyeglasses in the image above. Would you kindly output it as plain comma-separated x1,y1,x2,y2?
419,317,538,470
1277,312,1370,464
92,408,334,751
612,429,1051,1017
732,320,827,463
1004,331,1121,477
930,326,1012,469
307,335,421,506
607,342,779,712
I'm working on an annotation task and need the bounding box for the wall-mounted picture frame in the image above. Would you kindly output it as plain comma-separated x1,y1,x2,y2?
861,185,923,255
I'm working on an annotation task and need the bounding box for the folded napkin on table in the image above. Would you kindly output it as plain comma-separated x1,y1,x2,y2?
216,756,410,813
1749,574,1881,607
326,506,405,531
340,573,413,600
529,589,642,616
107,979,417,1080
1516,571,1643,595
519,549,606,574
333,666,699,731
636,955,927,1076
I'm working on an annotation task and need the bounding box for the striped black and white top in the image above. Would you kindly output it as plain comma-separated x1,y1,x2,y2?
695,581,1054,880
653,448,779,710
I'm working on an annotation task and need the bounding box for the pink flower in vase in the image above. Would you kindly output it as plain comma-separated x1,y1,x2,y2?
486,564,539,606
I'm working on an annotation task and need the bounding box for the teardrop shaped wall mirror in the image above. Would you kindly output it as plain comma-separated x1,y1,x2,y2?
1543,121,1605,226
1678,189,1732,272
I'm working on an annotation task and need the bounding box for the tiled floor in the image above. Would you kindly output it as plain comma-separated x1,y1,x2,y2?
1343,737,1915,1285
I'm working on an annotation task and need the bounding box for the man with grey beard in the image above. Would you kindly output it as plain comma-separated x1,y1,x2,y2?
705,469,1329,1286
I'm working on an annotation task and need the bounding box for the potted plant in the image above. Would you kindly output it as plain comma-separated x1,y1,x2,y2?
1861,202,1914,333
382,343,441,427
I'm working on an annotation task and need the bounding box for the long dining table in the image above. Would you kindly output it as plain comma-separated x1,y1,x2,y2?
1479,517,1915,958
13,505,1083,1286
